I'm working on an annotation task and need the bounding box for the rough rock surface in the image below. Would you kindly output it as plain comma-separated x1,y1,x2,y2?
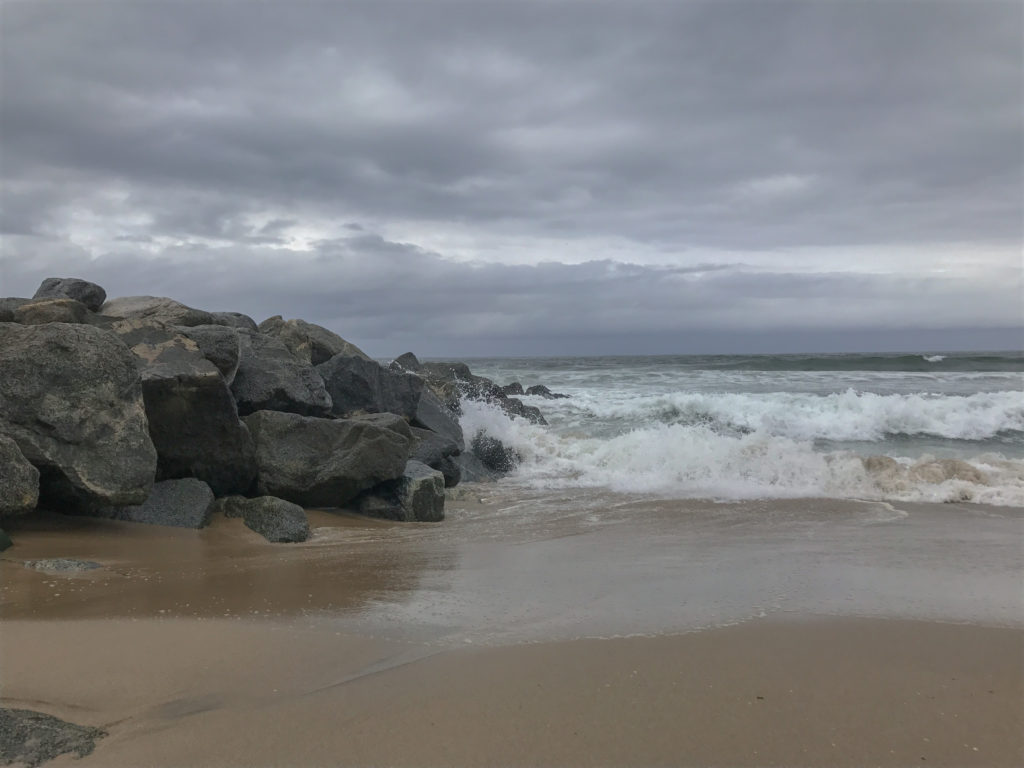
13,298,92,325
0,708,106,768
0,298,30,322
500,396,547,425
500,382,525,396
526,384,570,399
411,427,461,488
357,461,445,522
112,320,256,496
209,311,258,331
259,316,371,364
245,410,411,506
231,330,332,417
0,323,156,508
470,433,520,473
177,324,241,383
226,496,310,543
391,351,422,372
0,434,39,516
411,389,465,451
98,478,215,528
317,354,424,420
455,450,500,483
100,295,214,327
24,558,102,574
32,277,107,311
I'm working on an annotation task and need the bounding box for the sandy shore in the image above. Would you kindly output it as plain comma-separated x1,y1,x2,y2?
2,493,1022,766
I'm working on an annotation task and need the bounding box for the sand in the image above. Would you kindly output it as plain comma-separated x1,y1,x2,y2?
1,492,1022,766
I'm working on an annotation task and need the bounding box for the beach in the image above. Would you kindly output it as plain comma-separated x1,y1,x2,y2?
3,494,1021,767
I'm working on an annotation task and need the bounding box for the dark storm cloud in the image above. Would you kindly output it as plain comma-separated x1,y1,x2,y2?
1,1,1020,354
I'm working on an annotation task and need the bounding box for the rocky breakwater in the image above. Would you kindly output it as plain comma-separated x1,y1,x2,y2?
0,277,472,551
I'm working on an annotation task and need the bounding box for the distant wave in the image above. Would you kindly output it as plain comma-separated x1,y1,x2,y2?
922,354,946,363
709,352,1023,373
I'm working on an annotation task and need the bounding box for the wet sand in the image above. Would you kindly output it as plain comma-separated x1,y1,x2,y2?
2,492,1022,766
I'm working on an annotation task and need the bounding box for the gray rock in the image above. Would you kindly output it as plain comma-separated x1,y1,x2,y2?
0,529,11,551
500,382,525,396
0,708,106,768
357,460,445,522
111,320,256,496
0,434,39,516
411,388,465,451
100,295,214,327
470,433,520,473
0,323,156,508
209,311,259,331
32,277,107,311
391,351,422,372
526,384,570,399
24,558,102,574
351,412,414,440
13,298,92,325
212,494,247,518
411,427,461,487
501,396,548,425
98,478,215,528
232,496,310,543
259,315,371,364
454,450,500,483
177,324,241,383
0,298,30,322
317,354,424,420
244,410,411,507
231,330,332,417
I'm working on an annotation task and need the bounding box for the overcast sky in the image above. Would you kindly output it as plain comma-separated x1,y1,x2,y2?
1,1,1021,357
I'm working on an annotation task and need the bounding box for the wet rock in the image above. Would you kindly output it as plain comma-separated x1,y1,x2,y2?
0,708,106,768
0,433,39,517
317,354,423,420
230,496,310,543
526,384,570,399
500,382,524,396
0,323,156,509
470,433,519,473
454,451,500,483
231,330,332,417
0,529,11,552
24,558,102,574
98,478,215,529
13,298,92,325
411,427,461,487
100,295,214,327
259,315,371,364
244,410,410,507
501,396,547,425
357,460,445,522
411,389,464,451
32,277,107,312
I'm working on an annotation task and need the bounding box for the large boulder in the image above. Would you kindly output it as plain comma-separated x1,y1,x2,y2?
316,354,424,420
97,478,215,528
410,427,461,488
454,450,500,483
412,388,465,450
112,320,256,496
0,298,29,322
231,330,332,417
390,351,422,372
526,384,570,399
209,311,259,331
177,324,241,384
100,296,214,327
259,316,371,365
470,433,519,473
0,323,156,508
221,495,310,543
13,298,92,325
0,434,39,516
32,277,107,311
244,410,411,506
357,461,445,522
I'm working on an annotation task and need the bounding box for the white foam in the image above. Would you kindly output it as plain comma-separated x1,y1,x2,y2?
923,354,946,363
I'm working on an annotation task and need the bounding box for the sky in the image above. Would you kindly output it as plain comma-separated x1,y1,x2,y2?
1,1,1021,357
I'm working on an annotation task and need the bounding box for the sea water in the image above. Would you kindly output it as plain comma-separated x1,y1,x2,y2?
452,351,1024,507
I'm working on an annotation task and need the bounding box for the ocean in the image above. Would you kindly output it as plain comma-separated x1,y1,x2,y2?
451,351,1024,507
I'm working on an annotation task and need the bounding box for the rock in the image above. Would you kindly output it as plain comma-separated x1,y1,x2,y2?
13,298,91,325
209,311,259,331
316,355,424,420
212,494,248,518
501,396,548,425
259,316,371,364
0,298,30,322
391,351,422,372
357,460,445,522
0,323,156,508
526,384,570,399
24,558,102,574
231,330,332,417
100,295,214,327
98,478,215,528
470,433,519,473
411,427,461,487
454,451,500,483
0,529,11,551
244,410,411,506
0,708,106,768
500,382,525,396
0,434,39,516
32,277,107,311
177,324,241,383
112,320,256,496
420,360,476,382
411,389,465,451
230,496,310,543
351,412,414,440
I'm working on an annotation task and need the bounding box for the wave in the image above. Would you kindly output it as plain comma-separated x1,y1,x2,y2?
922,354,946,363
552,389,1024,442
710,352,1023,373
459,399,1024,507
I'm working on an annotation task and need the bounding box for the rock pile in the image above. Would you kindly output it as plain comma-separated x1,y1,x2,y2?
0,277,560,548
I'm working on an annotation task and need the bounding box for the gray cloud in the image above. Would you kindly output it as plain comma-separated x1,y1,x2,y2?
1,1,1020,355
